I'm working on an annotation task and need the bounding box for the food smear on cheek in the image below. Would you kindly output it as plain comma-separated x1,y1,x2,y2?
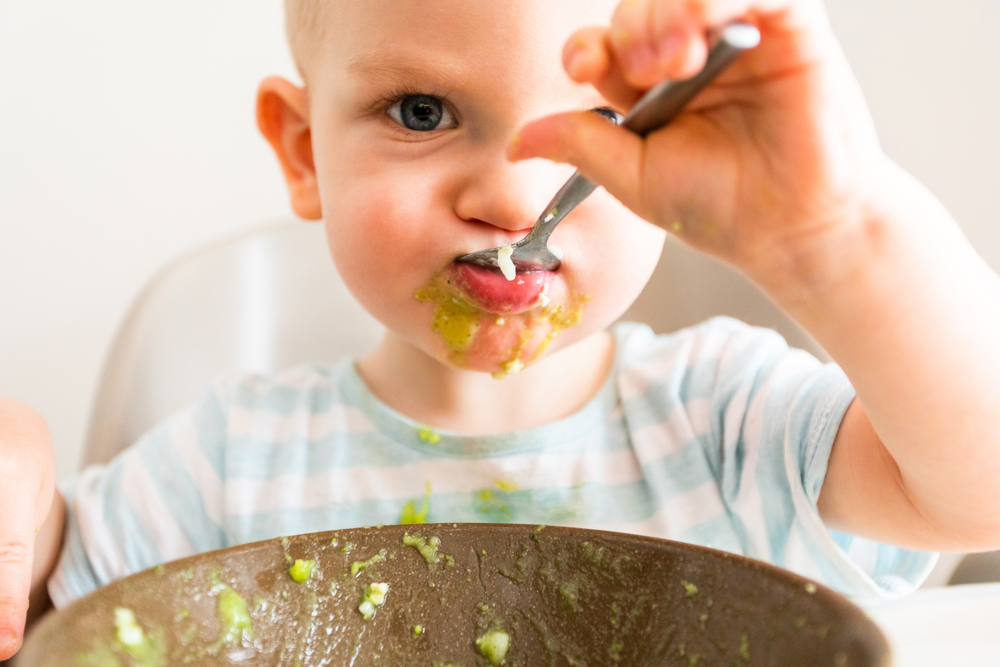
414,269,589,378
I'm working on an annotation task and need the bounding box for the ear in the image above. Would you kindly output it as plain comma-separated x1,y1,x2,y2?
256,76,322,220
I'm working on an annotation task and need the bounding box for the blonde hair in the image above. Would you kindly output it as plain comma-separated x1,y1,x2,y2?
284,0,326,80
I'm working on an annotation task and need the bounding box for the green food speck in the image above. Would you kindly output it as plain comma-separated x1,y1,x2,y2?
413,625,424,636
217,587,254,644
112,608,163,667
402,533,442,568
351,549,388,576
699,613,708,630
331,537,339,547
400,482,432,524
476,630,510,666
681,580,699,598
288,559,315,583
805,582,817,594
739,632,751,662
559,581,582,613
358,582,389,620
417,426,442,444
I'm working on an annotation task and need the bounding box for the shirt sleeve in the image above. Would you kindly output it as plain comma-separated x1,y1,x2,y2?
707,317,937,600
48,384,229,608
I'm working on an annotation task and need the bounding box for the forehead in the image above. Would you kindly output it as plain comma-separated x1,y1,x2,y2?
315,0,617,93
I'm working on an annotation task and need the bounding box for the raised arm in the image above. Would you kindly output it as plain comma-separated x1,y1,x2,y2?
508,0,1000,551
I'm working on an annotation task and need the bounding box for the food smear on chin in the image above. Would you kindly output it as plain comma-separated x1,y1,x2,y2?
414,272,588,378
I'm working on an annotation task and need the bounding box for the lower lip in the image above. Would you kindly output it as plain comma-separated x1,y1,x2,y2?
453,263,553,314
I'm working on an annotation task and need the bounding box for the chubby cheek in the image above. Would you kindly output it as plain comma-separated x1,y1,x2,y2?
320,169,448,336
552,194,667,329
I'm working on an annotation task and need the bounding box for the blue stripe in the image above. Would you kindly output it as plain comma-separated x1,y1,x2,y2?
99,458,163,572
138,425,226,552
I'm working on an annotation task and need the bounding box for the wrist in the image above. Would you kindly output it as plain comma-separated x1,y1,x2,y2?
742,158,942,327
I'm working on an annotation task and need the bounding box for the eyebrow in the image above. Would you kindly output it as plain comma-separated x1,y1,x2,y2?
345,52,471,88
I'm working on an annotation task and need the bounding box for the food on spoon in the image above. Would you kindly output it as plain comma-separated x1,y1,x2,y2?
496,244,516,281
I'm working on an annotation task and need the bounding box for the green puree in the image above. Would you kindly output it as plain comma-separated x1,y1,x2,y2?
358,583,389,620
351,549,388,576
402,533,442,568
112,608,164,667
288,559,316,583
217,587,254,644
476,630,510,666
400,482,432,524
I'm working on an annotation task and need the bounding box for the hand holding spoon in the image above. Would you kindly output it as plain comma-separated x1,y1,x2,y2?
456,23,761,275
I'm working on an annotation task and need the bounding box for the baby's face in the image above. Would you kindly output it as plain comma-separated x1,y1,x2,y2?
307,0,666,376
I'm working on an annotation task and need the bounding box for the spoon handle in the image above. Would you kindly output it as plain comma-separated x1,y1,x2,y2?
521,23,760,246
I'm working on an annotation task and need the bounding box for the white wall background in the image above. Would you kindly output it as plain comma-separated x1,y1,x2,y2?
1,0,998,481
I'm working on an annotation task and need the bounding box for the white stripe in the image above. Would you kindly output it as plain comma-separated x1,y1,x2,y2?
596,481,724,539
618,344,690,401
226,449,644,515
228,402,374,442
120,451,196,561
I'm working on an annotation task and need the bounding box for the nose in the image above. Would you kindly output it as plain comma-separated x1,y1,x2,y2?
452,151,575,235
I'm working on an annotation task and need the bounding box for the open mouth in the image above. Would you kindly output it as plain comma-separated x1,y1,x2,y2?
452,262,554,314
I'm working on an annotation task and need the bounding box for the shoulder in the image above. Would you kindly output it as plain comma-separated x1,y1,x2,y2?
211,361,347,413
613,316,793,376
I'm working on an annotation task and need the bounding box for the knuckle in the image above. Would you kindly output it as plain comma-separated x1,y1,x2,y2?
0,541,31,569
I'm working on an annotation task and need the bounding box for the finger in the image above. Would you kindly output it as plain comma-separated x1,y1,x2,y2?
610,0,796,86
0,471,39,660
0,400,55,660
508,111,648,218
563,26,645,111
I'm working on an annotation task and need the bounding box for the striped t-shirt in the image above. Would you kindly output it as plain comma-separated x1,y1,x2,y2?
49,317,936,607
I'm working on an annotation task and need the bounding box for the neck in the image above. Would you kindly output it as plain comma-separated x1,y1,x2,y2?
356,329,616,434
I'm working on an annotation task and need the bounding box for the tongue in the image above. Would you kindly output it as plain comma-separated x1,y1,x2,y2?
454,263,552,314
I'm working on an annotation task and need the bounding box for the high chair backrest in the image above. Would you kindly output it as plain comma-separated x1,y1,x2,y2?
80,220,824,468
80,221,385,467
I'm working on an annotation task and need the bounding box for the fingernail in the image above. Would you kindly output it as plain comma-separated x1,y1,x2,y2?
1,629,21,656
658,28,688,68
626,42,658,78
565,48,588,80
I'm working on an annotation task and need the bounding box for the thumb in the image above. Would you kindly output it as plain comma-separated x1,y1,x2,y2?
508,111,651,220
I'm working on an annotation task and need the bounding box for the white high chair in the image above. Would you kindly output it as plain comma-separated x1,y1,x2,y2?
79,219,992,586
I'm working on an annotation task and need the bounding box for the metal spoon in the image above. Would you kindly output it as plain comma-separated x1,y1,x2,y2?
456,22,761,274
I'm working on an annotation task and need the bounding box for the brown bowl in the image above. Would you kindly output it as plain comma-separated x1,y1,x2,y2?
18,524,889,666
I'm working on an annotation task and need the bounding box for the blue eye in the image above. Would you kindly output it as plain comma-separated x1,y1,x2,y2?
387,94,457,132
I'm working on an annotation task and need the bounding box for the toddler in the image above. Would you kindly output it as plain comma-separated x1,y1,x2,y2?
3,0,1000,659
